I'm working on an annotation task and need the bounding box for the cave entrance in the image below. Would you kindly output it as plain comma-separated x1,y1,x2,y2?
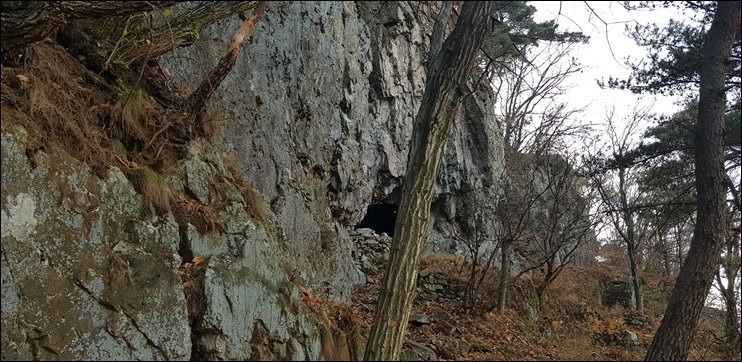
356,203,398,237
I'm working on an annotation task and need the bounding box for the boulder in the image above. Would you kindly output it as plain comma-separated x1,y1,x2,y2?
601,280,635,309
401,341,437,361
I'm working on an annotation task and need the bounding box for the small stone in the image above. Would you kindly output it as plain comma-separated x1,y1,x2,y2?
409,313,431,326
623,331,638,346
433,309,456,326
356,228,376,237
404,341,437,361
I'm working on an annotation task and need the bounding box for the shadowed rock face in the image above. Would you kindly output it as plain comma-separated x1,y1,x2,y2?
357,203,398,237
2,1,505,360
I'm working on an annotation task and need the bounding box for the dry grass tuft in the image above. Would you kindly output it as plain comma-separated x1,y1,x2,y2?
171,193,220,234
299,285,364,360
111,87,155,141
2,44,116,176
112,139,129,159
115,155,172,212
240,183,269,225
136,166,172,211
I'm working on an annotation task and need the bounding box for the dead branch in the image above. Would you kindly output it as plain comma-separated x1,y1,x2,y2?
184,1,268,135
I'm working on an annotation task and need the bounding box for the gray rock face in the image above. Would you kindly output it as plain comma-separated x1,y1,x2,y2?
178,141,324,360
161,0,504,302
1,129,328,360
1,128,191,360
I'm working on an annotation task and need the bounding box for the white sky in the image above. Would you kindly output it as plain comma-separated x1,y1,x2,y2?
528,2,739,308
530,1,689,139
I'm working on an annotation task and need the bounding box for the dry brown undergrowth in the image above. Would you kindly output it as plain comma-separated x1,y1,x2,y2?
0,42,266,236
298,285,364,360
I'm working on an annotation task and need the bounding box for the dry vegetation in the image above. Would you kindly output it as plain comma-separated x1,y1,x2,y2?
346,255,738,361
298,285,365,360
0,42,273,236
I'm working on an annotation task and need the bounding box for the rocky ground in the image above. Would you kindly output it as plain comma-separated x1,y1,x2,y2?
345,229,734,361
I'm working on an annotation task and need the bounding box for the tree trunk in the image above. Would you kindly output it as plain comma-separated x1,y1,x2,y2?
0,1,176,53
620,167,644,311
497,240,511,314
720,232,741,355
628,244,644,311
363,2,496,360
1,1,258,71
184,1,268,135
721,277,741,356
662,236,672,276
645,2,741,360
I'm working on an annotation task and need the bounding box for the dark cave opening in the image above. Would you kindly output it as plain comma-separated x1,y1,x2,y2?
356,203,398,237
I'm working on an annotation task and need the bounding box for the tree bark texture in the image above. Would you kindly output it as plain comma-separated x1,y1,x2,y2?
108,1,259,67
719,231,741,355
0,1,176,53
645,2,741,360
1,1,258,69
363,2,497,360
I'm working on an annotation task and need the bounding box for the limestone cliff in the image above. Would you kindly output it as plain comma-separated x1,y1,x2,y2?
1,1,504,360
160,0,504,301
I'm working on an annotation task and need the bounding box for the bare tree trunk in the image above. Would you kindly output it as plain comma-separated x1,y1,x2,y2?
536,262,553,312
720,272,741,356
497,240,511,314
627,245,644,311
619,167,644,311
645,2,741,360
184,1,267,135
719,231,741,356
662,236,673,276
363,2,496,360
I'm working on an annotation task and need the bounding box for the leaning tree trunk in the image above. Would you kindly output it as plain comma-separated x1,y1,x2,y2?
645,2,741,360
363,2,496,360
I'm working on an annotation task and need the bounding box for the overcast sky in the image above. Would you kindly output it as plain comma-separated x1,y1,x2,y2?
529,1,689,143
